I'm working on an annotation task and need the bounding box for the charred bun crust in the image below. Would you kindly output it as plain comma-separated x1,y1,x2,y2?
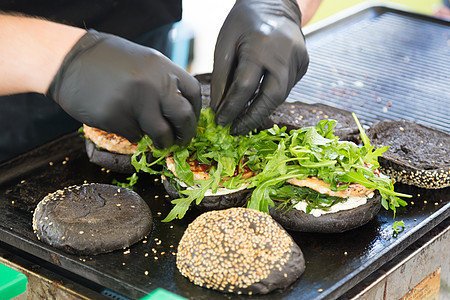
32,183,152,255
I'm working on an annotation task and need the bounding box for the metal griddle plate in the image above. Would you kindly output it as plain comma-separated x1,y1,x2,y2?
0,5,449,300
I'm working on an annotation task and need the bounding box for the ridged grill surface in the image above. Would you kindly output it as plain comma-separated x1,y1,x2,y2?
289,12,450,133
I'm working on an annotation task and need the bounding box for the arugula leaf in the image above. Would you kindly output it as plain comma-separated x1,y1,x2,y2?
174,148,194,186
392,220,405,236
112,173,139,189
270,184,346,213
116,108,410,222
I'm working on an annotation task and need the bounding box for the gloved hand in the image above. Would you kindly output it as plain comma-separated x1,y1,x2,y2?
211,0,309,135
47,30,201,148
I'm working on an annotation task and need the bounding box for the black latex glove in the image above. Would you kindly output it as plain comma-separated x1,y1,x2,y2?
211,0,309,135
47,30,201,148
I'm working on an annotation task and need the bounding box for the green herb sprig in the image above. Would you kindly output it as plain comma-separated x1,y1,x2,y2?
117,108,410,222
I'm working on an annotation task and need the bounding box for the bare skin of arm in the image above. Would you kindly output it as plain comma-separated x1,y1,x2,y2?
0,14,85,95
297,0,323,26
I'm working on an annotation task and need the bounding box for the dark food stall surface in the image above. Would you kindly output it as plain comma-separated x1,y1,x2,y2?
1,5,449,300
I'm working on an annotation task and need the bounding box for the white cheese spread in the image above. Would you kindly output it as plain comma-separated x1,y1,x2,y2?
293,192,374,217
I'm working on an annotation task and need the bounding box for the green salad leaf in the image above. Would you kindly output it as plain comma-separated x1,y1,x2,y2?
117,108,410,222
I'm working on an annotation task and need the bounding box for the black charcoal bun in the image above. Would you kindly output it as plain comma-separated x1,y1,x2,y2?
85,139,154,174
85,138,135,174
261,102,360,142
161,176,251,211
32,183,152,255
269,192,381,233
367,120,450,189
176,207,305,295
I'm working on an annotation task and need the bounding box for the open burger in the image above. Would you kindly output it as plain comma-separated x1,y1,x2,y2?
247,115,408,233
130,108,264,218
125,108,409,228
83,124,152,174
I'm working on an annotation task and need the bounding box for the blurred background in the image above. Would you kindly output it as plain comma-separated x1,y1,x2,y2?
175,0,447,74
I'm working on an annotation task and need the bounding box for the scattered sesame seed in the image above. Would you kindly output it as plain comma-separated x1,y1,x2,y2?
20,180,25,184
101,167,106,172
145,253,149,257
318,289,323,293
62,161,67,165
344,252,348,255
145,271,149,275
106,170,110,173
142,240,148,244
79,231,84,235
399,127,404,131
116,204,121,207
49,162,54,166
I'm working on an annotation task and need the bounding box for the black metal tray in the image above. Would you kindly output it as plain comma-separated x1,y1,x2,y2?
291,3,450,133
1,4,449,300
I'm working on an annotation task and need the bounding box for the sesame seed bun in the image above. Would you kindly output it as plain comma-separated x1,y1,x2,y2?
32,183,152,255
367,120,450,189
176,207,305,295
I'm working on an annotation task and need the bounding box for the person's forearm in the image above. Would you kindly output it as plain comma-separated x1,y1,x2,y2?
0,14,85,95
297,0,322,26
